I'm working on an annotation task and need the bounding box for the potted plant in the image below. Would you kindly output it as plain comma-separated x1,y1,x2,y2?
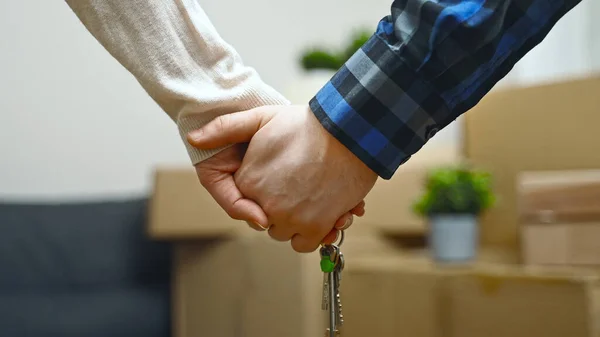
283,30,371,104
412,165,496,263
299,30,370,72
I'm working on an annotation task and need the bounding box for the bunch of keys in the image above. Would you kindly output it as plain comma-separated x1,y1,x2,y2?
319,230,345,337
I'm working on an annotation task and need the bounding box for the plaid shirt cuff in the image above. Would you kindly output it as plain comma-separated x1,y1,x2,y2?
309,34,450,180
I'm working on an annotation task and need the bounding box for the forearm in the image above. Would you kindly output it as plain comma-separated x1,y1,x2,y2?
64,0,289,164
310,0,582,179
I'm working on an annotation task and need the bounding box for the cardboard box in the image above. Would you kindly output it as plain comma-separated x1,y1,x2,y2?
343,255,600,337
518,169,600,266
148,166,243,240
171,232,403,337
464,75,600,251
357,144,462,236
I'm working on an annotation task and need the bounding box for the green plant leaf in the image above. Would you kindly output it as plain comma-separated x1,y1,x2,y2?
299,28,372,71
412,165,496,217
300,50,343,71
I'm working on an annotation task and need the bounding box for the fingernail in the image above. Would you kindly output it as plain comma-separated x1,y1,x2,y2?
341,216,353,230
321,230,338,246
187,130,203,143
252,221,268,231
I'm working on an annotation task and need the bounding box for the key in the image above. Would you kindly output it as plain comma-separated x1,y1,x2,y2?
322,271,329,310
327,257,337,337
334,252,345,327
320,245,337,310
321,230,346,337
320,244,340,337
324,328,341,337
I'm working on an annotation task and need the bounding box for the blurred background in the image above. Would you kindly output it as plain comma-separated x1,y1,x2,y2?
2,2,600,337
1,0,599,200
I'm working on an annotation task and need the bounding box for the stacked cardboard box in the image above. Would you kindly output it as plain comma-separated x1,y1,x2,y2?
342,255,600,337
464,75,600,254
518,169,600,266
342,76,600,337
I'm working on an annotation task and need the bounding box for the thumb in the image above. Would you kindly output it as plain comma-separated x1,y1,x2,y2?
187,108,273,149
196,166,269,230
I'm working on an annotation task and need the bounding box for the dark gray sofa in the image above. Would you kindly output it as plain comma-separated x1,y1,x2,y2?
0,198,172,337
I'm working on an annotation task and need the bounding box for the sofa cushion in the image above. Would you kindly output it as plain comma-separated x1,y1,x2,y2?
0,286,170,337
0,198,171,337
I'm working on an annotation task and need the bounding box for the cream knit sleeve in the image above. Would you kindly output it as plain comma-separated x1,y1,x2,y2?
64,0,290,164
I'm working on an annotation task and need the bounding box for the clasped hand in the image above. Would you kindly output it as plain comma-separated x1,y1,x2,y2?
187,105,378,252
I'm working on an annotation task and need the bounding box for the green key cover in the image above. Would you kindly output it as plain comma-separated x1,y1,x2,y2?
320,256,335,273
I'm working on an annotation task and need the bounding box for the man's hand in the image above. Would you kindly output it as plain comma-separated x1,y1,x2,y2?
193,143,366,245
188,105,378,252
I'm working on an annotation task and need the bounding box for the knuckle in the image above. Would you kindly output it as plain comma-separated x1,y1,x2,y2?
291,239,319,253
235,174,255,197
268,226,290,242
296,216,327,238
215,115,230,132
261,200,283,219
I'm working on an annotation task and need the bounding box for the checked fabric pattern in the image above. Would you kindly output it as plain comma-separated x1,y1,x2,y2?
309,0,582,179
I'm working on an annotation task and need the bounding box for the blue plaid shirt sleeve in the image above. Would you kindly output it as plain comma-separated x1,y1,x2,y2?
309,0,582,179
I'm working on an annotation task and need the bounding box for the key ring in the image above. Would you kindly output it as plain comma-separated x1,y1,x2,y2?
331,230,345,247
337,230,345,247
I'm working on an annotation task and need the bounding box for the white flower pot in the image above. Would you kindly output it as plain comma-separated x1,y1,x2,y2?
429,214,478,263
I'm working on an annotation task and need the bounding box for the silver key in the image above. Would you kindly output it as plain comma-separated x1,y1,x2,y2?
334,253,344,327
327,261,337,337
321,231,346,337
321,271,329,310
320,245,338,311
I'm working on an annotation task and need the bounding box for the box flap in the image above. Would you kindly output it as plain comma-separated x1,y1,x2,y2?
518,170,600,224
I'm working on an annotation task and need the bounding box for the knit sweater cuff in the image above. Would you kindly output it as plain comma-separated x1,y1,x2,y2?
177,113,231,165
177,82,290,165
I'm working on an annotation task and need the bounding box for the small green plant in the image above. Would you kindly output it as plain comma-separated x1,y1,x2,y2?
300,49,344,71
300,29,372,71
413,166,496,217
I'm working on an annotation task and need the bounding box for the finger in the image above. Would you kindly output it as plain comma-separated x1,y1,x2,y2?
267,224,294,242
187,108,273,149
350,200,366,217
197,167,268,228
321,229,339,245
334,213,354,230
290,234,322,253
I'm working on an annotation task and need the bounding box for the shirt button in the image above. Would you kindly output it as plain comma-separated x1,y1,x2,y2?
425,125,439,140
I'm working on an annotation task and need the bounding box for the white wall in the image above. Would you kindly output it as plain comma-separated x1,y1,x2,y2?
513,0,595,86
0,0,597,201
